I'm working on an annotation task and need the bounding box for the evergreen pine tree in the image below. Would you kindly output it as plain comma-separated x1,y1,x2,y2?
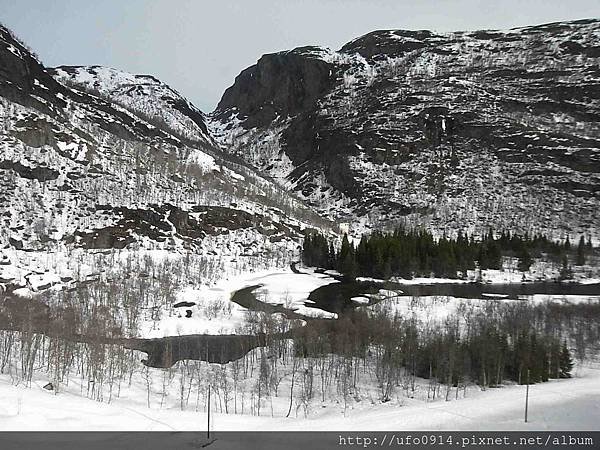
559,256,573,280
549,340,562,379
487,240,502,270
341,249,358,281
382,257,392,280
576,236,586,266
478,243,489,270
339,234,351,266
517,245,533,272
302,233,313,266
328,242,336,269
559,343,573,378
338,234,357,280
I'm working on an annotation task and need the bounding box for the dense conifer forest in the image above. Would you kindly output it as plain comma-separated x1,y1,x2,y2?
302,228,593,280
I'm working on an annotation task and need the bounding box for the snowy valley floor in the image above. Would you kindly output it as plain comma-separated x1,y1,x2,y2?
1,363,598,431
1,264,599,432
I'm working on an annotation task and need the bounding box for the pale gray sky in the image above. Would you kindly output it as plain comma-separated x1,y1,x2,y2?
1,1,597,111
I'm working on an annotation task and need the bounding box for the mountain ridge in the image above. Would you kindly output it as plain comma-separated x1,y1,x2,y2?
1,18,599,250
209,18,600,240
0,22,335,295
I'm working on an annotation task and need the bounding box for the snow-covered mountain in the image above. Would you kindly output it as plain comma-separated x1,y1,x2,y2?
50,65,213,146
0,24,332,292
2,18,600,294
210,19,600,240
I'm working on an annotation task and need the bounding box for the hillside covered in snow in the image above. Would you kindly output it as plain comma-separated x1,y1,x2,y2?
210,19,600,240
0,22,337,301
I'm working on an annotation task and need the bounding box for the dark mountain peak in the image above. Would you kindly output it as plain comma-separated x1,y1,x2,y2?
511,17,599,33
215,46,337,128
282,45,334,59
338,18,600,61
340,29,441,60
0,23,69,114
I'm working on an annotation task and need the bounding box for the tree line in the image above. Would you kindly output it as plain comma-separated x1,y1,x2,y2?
290,299,585,405
302,228,593,280
1,284,598,416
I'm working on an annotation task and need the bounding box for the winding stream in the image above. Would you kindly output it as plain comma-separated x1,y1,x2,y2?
135,278,600,367
4,275,599,368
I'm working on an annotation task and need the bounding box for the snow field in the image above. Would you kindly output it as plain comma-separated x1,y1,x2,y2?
0,355,598,431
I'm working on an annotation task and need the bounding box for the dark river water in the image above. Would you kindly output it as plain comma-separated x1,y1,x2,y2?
229,284,306,319
134,279,600,367
125,333,267,368
7,277,597,368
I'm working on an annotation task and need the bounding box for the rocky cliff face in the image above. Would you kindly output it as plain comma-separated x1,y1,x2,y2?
216,47,338,129
210,19,600,239
0,26,68,114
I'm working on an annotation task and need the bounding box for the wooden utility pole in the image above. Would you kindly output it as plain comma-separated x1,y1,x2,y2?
207,385,211,439
524,369,530,423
